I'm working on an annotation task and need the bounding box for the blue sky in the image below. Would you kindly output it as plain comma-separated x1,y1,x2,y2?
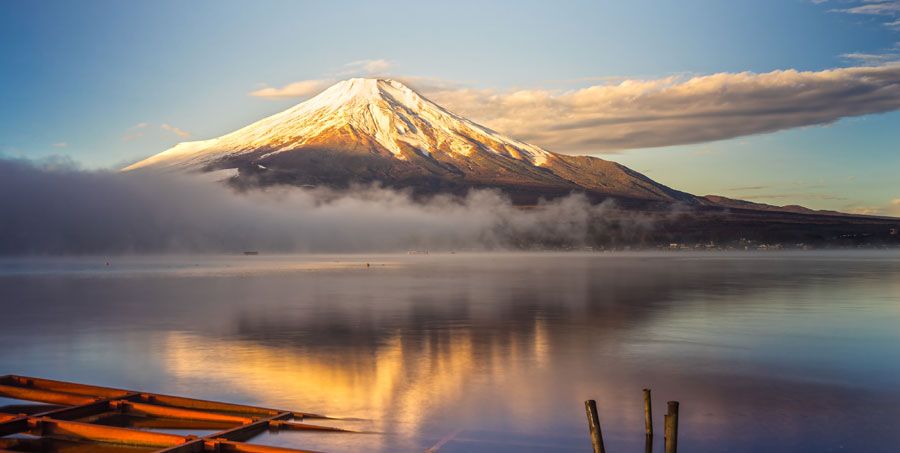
1,0,898,214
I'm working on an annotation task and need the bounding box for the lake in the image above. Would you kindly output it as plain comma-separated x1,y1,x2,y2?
1,252,899,452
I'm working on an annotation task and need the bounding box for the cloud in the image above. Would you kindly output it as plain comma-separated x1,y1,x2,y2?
824,0,900,31
250,59,393,100
841,52,900,64
726,186,768,191
123,122,191,141
0,157,658,254
122,122,149,142
392,75,465,92
161,123,190,138
249,79,331,99
737,193,844,201
841,40,900,65
834,1,900,16
845,198,900,216
341,59,392,75
52,142,68,148
419,64,900,152
847,206,884,215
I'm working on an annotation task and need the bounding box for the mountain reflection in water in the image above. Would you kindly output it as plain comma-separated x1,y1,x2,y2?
0,252,898,452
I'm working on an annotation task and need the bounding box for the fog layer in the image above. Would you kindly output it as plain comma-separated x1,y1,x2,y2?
0,158,653,254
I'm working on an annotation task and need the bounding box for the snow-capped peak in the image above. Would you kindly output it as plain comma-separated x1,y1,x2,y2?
305,78,424,111
123,78,551,171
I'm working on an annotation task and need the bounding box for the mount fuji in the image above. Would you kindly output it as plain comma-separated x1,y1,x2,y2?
124,78,697,205
122,78,899,245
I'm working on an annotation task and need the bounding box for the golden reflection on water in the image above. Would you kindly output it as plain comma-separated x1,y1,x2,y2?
162,321,550,440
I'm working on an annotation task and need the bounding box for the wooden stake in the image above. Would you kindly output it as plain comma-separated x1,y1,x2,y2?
665,401,679,453
643,388,653,436
584,400,606,453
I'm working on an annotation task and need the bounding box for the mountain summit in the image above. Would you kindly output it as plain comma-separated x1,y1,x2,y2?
124,78,694,204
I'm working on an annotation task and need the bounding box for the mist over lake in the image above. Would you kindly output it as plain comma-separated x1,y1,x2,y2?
2,252,898,452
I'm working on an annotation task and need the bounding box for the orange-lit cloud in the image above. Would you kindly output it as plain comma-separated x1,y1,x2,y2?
161,123,190,138
122,122,149,141
422,64,900,152
342,58,392,75
250,79,331,99
123,122,191,141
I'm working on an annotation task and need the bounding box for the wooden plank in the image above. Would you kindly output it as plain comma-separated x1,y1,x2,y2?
28,416,190,448
118,401,252,424
0,384,98,406
1,436,160,453
270,420,353,433
139,393,281,417
7,375,332,420
209,439,325,453
2,375,131,398
77,411,238,430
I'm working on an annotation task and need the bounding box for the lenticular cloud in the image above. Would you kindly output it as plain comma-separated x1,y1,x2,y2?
419,64,900,152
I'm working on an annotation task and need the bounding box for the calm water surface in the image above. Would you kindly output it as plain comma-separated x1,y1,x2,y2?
1,252,899,452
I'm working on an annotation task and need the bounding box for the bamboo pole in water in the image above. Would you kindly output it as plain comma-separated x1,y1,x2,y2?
665,401,679,453
584,400,606,453
643,388,653,436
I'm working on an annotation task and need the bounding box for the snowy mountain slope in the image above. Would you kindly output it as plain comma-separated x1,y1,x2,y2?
123,78,695,203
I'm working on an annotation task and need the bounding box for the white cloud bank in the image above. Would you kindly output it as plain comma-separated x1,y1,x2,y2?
249,64,900,152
